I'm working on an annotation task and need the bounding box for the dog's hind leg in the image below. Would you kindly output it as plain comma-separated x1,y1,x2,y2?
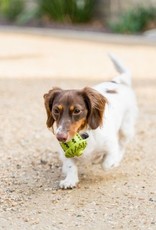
119,108,137,155
102,137,123,171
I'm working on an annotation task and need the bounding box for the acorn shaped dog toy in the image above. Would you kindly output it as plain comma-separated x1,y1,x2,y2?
60,133,88,158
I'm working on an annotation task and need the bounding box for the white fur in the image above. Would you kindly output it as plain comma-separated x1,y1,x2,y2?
58,54,138,189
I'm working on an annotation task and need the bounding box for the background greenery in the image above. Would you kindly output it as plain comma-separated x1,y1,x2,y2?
109,6,156,34
38,0,95,23
0,0,24,21
0,0,155,34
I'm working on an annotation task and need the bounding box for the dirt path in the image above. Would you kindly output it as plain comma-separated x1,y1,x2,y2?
0,31,156,230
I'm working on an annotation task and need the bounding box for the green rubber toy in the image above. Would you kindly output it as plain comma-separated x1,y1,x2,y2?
60,133,87,158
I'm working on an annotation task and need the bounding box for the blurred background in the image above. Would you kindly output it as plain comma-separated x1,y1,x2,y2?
0,0,156,34
0,0,155,80
0,1,156,229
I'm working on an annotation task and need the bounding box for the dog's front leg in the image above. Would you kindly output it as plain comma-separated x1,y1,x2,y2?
59,154,79,189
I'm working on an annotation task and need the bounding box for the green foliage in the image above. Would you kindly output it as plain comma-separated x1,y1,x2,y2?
109,6,156,33
17,8,39,25
67,0,95,23
38,0,95,23
0,0,95,25
38,0,66,22
0,0,24,21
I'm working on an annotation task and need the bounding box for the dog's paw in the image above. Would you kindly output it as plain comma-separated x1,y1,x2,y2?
102,157,120,171
59,177,79,189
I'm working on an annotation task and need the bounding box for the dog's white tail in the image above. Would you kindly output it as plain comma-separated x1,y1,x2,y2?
108,53,131,86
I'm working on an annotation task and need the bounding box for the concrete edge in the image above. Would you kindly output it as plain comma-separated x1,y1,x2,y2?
0,25,156,46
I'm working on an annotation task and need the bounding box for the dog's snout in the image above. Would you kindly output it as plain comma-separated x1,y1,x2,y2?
56,132,68,142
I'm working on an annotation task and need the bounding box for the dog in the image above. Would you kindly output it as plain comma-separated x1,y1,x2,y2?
43,54,138,189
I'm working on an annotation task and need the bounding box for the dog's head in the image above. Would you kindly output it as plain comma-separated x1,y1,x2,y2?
43,87,107,142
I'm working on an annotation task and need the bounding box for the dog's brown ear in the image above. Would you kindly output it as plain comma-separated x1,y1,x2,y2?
43,87,62,128
82,87,107,129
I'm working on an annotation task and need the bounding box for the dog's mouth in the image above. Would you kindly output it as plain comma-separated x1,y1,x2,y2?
56,131,89,143
56,124,89,142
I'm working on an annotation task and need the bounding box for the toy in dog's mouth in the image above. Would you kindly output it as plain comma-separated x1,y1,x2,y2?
60,133,89,158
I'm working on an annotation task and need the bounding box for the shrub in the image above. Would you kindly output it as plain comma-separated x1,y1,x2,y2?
0,0,24,21
67,0,95,23
38,0,95,23
38,0,66,22
109,6,156,34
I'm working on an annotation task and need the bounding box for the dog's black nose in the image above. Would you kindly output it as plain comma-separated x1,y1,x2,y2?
57,133,68,142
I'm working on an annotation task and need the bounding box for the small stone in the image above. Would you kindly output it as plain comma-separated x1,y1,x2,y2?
52,190,56,194
23,217,29,222
16,164,21,169
31,219,39,225
40,159,47,165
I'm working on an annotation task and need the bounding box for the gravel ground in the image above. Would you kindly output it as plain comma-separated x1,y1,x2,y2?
0,31,156,230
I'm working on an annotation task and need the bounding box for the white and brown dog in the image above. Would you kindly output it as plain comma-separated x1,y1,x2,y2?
44,54,138,189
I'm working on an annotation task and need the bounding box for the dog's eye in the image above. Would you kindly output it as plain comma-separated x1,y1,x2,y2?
53,108,60,115
73,108,81,115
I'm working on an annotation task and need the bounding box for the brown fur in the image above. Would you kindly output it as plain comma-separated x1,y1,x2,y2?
68,118,87,138
43,87,62,128
43,87,107,140
82,87,107,129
